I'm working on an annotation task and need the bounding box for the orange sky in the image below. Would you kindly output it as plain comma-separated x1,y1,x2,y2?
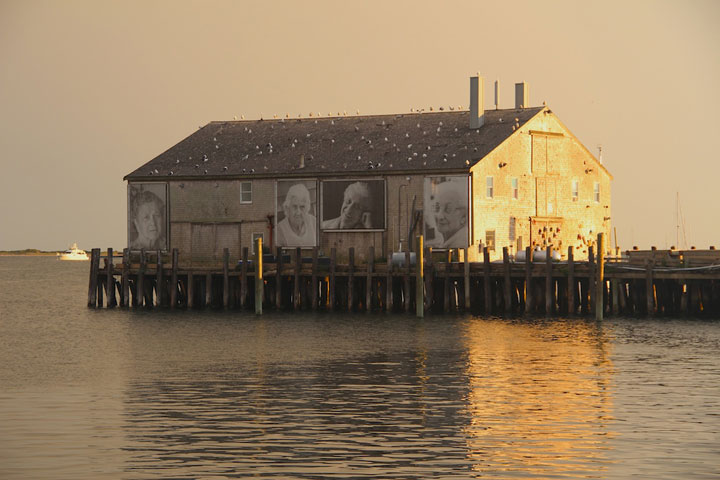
1,0,718,251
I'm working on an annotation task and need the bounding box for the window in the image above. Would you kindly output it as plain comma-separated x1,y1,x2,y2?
509,217,516,242
240,181,252,204
485,230,496,251
593,182,600,203
571,179,579,202
251,233,264,254
486,176,494,198
511,177,518,199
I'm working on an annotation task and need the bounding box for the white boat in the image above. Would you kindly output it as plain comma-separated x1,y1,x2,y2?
58,243,89,261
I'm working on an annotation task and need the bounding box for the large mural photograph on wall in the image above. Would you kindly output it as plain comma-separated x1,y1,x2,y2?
424,176,469,248
321,179,385,231
276,179,318,247
127,183,168,251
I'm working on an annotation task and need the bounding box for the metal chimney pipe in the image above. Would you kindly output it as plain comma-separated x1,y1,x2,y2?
470,74,485,129
515,81,529,109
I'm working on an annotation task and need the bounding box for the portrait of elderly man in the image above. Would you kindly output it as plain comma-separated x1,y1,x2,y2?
128,185,167,251
322,181,375,230
277,182,317,246
424,177,469,248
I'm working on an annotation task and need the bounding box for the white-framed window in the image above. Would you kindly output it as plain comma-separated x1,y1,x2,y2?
240,181,252,204
571,179,579,202
251,232,264,254
511,177,518,199
593,182,600,203
486,176,494,198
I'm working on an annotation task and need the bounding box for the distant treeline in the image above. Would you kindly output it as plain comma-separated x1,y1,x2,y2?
0,249,60,256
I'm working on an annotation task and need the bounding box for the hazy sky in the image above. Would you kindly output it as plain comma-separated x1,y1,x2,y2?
1,0,718,251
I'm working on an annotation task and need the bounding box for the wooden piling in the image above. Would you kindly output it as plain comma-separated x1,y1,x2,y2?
171,248,179,309
187,271,194,309
121,248,129,307
596,234,605,321
329,248,336,310
275,247,283,310
366,246,374,312
483,247,491,315
567,247,575,315
595,233,605,320
404,250,411,312
503,247,512,313
386,253,393,312
294,247,302,310
255,237,263,314
348,247,355,312
87,248,100,307
424,247,433,311
137,249,146,307
311,247,319,311
646,258,655,316
97,262,104,308
444,250,451,313
105,248,116,308
464,247,471,311
156,250,164,307
588,246,595,314
223,248,230,309
205,272,212,307
545,246,553,314
240,247,248,309
416,236,424,318
525,247,533,314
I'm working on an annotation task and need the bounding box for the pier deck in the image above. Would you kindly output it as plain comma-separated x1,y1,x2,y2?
87,241,720,318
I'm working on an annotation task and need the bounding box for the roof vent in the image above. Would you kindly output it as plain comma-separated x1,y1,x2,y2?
469,74,485,129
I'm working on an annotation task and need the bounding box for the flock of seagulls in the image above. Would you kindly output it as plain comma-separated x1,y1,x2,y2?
148,109,526,177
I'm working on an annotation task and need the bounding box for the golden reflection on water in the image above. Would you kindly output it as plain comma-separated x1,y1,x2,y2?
462,319,615,478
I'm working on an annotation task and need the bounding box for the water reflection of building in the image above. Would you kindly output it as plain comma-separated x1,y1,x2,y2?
462,319,615,477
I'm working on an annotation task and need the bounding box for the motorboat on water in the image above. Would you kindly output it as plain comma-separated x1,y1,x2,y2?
58,243,89,261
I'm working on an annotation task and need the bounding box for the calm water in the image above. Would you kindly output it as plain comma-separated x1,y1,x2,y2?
0,257,718,479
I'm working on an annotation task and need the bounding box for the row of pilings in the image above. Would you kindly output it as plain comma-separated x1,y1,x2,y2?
88,237,720,318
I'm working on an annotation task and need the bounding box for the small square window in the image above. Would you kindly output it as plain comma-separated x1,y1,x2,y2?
571,179,579,202
511,178,518,199
593,182,600,203
240,181,252,203
486,176,494,198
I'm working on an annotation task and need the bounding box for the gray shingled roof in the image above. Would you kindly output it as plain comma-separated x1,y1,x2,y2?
125,107,545,180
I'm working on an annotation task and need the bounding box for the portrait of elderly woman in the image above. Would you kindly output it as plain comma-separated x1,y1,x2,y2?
276,180,318,247
424,176,469,248
128,183,167,251
321,180,385,230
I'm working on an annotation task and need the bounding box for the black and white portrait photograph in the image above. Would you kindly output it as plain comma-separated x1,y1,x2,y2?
424,176,469,248
321,179,385,231
127,183,168,251
276,180,318,247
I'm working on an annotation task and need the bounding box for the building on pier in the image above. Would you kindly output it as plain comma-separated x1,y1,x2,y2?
124,76,611,262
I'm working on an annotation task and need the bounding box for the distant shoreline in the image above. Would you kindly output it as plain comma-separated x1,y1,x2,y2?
0,250,60,256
